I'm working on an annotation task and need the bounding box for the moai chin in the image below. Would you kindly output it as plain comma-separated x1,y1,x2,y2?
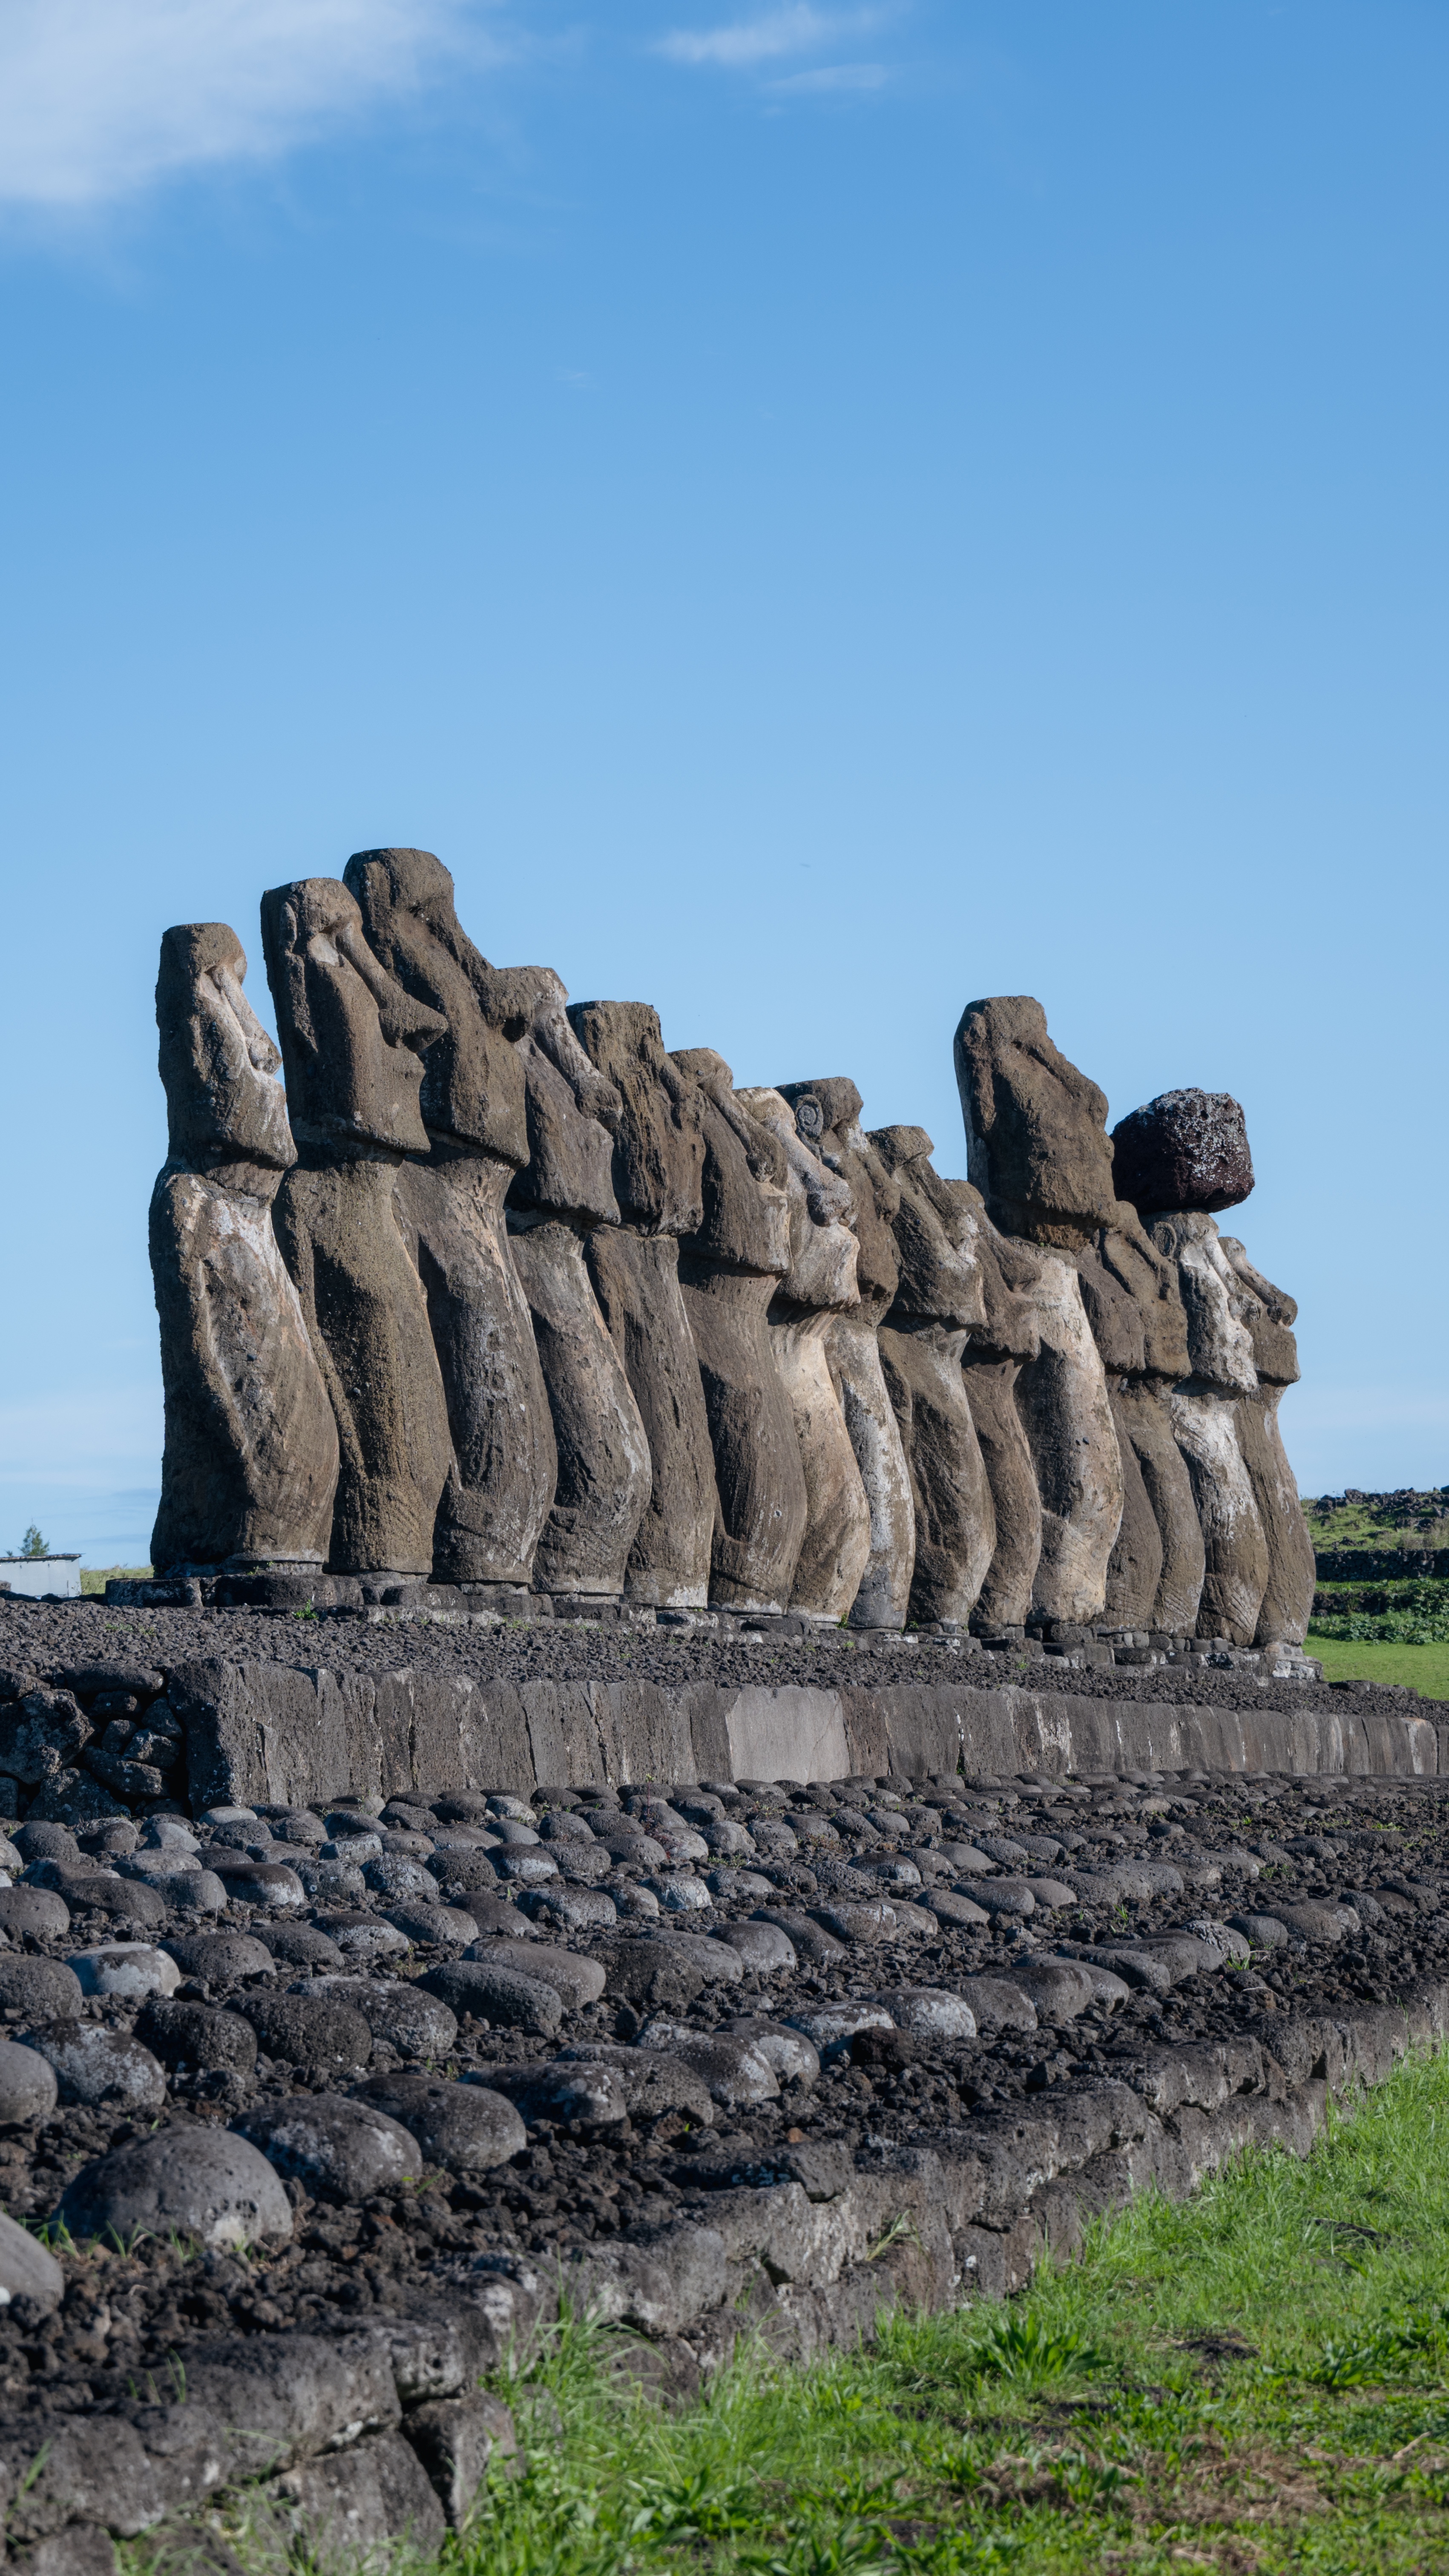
149,923,339,1575
261,876,453,1578
344,848,560,1588
735,1087,871,1622
775,1078,917,1630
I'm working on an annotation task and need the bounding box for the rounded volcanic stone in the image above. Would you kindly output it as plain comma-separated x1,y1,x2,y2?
236,1993,372,2076
646,1872,711,1913
720,2017,819,2085
719,1921,796,1975
0,2038,58,2123
636,2024,779,2107
554,2043,715,2125
66,1944,182,2001
750,1908,845,1968
135,1998,259,2078
925,1890,990,1928
356,2070,526,2174
491,1850,558,1886
13,1823,80,1865
0,1957,83,2018
290,1977,458,2059
362,1855,439,1901
954,1975,1040,2031
488,2058,632,2131
519,1886,618,1934
593,1938,704,2013
427,1851,506,1899
253,1923,346,1969
161,1931,277,1984
1004,1958,1098,2019
785,2001,893,2060
206,1859,305,1911
59,2123,293,2248
460,1940,605,2009
0,1886,70,1940
24,2020,167,2110
1111,1088,1254,1217
420,1959,563,2036
311,1912,409,1961
0,2206,63,2318
46,1870,167,1929
641,1931,741,1985
382,1903,477,1951
868,1986,978,2040
234,2094,423,2199
969,1880,1036,1919
808,1900,897,1945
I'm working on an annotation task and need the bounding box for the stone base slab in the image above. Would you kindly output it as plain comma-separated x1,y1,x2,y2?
167,1661,1449,1811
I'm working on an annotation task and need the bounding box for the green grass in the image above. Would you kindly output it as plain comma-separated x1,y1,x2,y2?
79,1564,151,1595
1306,1635,1449,1702
181,2049,1449,2576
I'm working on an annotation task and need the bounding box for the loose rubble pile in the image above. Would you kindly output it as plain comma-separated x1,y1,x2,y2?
136,852,1316,1654
1,1743,1448,2570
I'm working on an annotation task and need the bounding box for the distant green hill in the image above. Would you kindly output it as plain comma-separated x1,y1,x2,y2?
1302,1484,1449,1555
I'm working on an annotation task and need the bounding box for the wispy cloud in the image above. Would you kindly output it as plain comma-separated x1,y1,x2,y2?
768,60,887,93
0,0,498,210
656,4,883,72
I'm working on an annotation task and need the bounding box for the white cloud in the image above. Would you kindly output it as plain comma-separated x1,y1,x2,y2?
656,4,881,72
0,0,492,209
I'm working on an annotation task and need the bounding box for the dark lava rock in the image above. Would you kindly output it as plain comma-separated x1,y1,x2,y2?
0,2037,58,2123
136,1998,260,2079
160,1931,277,1983
22,2019,167,2110
235,1993,373,2076
420,1959,564,2036
251,1923,347,1969
0,1956,83,2018
355,2070,526,2173
1111,1089,1254,1217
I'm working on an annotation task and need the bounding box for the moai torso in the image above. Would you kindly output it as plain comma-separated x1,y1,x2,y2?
149,923,338,1573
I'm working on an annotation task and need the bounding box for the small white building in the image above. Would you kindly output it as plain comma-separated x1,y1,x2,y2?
0,1555,82,1600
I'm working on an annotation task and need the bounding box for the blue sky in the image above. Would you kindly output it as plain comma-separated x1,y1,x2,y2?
1,0,1445,1564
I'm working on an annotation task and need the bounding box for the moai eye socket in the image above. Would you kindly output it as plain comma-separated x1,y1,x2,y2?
795,1095,824,1142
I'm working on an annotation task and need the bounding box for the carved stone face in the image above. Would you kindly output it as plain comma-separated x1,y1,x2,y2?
155,922,296,1174
343,847,528,1164
260,877,446,1157
954,994,1118,1247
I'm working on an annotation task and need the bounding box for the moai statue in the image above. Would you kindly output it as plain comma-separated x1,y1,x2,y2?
775,1080,916,1630
567,1001,719,1607
953,997,1124,1623
1112,1087,1308,1645
486,963,651,1598
1073,1218,1205,1635
866,1128,997,1628
735,1088,871,1622
961,1219,1046,1627
149,925,339,1574
261,877,453,1577
670,1050,807,1613
1219,1238,1316,1646
347,852,586,1592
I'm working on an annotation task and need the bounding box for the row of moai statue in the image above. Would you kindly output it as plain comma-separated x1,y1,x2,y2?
148,850,1316,1647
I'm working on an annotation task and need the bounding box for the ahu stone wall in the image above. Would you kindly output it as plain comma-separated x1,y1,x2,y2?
147,852,1315,1654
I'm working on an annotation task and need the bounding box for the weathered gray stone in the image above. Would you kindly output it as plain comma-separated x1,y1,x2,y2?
1151,1213,1271,1644
776,1081,915,1628
461,1938,605,2008
736,1090,871,1622
356,2070,527,2172
262,875,453,1576
954,995,1119,1247
276,2429,447,2554
234,2093,423,2199
288,1975,458,2058
420,1957,563,2034
0,2206,64,2318
570,1000,718,1607
0,1955,82,2018
58,2124,293,2247
24,2021,166,2110
236,1992,373,2075
672,1050,806,1613
509,1221,651,1595
135,1998,259,2079
0,1885,70,1938
149,921,339,1576
405,2393,517,2527
1219,1236,1316,1646
0,2038,58,2124
346,849,559,1585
